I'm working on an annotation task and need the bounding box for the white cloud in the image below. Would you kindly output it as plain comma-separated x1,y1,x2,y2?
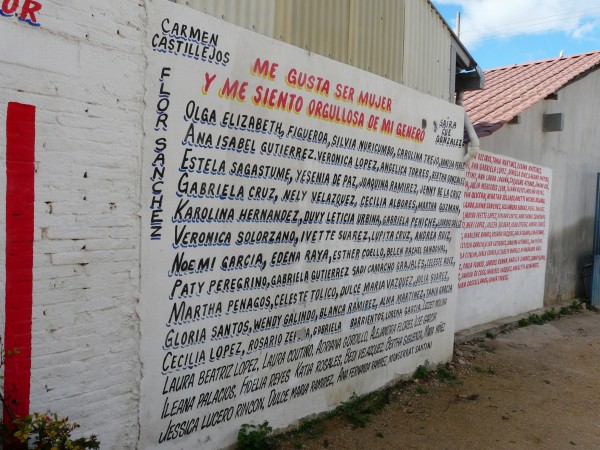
572,19,600,39
434,0,600,48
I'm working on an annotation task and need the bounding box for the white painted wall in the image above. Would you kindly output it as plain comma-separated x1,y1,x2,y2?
478,69,600,304
0,1,468,448
456,151,551,331
137,2,465,448
0,1,146,447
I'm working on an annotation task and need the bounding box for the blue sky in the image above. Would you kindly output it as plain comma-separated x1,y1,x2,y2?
432,0,600,69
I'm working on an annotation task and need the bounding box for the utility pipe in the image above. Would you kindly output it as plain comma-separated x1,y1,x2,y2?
456,91,480,163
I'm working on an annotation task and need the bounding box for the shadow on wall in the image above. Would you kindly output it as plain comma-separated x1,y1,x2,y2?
544,216,594,304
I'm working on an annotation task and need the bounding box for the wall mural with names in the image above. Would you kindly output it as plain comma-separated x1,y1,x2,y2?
140,1,466,448
457,150,551,330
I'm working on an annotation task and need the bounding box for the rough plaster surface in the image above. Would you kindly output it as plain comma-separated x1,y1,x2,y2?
1,1,147,447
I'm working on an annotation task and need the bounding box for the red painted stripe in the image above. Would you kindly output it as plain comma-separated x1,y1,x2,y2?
4,102,35,423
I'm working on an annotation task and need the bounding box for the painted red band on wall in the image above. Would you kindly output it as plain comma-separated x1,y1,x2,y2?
4,102,35,423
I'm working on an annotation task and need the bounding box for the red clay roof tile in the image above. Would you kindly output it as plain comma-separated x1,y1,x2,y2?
463,50,600,137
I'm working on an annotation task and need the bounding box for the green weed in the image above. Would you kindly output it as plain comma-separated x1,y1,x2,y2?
527,313,544,325
559,306,572,315
541,308,558,321
413,364,428,380
337,393,373,427
415,385,428,394
478,343,494,353
297,418,324,439
435,364,457,382
336,389,392,428
237,421,274,450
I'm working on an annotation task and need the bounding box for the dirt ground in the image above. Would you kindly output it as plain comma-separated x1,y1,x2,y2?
279,307,600,450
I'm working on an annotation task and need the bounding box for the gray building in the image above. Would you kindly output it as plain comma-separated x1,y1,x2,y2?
463,50,600,304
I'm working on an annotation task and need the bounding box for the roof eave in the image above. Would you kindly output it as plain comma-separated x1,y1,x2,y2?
456,64,485,91
426,0,484,91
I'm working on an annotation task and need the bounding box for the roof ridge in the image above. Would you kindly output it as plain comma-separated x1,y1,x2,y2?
484,49,600,73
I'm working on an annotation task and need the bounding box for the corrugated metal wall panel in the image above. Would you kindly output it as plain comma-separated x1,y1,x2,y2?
174,0,276,37
173,0,453,101
348,0,404,83
274,0,350,63
403,0,451,100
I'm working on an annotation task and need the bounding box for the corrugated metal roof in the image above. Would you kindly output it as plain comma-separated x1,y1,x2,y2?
463,50,600,137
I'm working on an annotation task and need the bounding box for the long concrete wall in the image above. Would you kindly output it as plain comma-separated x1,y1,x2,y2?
477,69,600,304
1,1,468,448
139,2,465,447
